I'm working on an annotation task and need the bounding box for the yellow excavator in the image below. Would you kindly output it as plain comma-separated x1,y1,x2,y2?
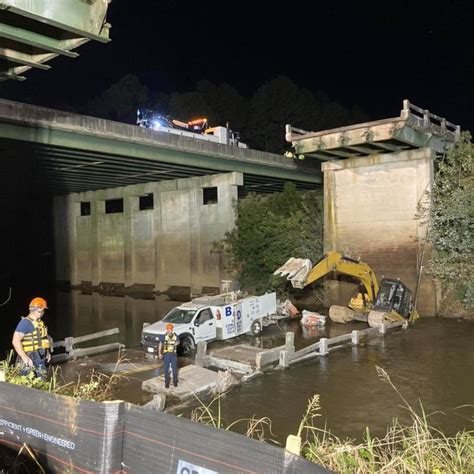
274,251,419,327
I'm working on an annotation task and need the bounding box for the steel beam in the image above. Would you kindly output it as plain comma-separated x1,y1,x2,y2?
0,23,79,56
0,70,23,80
0,47,51,69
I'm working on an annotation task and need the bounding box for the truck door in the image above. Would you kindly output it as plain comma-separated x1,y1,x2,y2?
193,308,216,342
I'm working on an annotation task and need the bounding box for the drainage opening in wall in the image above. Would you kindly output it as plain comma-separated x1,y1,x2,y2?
80,202,91,216
139,193,154,211
203,187,218,205
105,198,123,214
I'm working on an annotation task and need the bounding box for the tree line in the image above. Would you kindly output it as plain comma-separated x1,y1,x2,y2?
77,74,368,154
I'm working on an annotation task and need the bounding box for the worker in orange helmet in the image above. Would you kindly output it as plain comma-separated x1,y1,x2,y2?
12,297,52,380
158,323,179,388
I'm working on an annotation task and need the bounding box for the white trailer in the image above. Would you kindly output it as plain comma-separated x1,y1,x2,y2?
141,292,278,355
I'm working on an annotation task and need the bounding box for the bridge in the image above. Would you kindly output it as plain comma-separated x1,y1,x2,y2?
286,100,460,317
0,0,110,81
0,99,321,194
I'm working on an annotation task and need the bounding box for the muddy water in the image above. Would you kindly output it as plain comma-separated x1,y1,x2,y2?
2,290,473,444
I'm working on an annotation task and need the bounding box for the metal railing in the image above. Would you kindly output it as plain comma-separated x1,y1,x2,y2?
285,99,461,144
401,99,461,141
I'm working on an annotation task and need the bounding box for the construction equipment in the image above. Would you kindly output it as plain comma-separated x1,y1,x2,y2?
274,251,419,327
136,109,247,147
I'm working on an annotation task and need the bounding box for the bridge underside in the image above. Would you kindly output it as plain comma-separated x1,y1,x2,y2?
0,100,321,195
0,0,110,81
1,138,319,195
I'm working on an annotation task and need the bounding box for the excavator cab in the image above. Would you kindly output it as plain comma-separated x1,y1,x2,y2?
274,252,419,327
374,279,414,319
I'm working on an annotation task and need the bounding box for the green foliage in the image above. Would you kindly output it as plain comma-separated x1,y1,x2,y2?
0,354,123,402
215,183,323,294
427,132,474,309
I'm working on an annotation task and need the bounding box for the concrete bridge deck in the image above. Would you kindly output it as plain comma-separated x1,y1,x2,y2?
286,99,460,160
0,99,321,194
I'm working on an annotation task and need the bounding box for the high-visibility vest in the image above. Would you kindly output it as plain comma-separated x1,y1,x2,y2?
21,317,50,352
162,333,177,353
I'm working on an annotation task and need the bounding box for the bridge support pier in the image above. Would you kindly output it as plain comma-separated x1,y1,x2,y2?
322,147,440,316
54,172,242,294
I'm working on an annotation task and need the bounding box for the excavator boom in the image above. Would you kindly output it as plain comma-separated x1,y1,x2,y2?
274,251,379,302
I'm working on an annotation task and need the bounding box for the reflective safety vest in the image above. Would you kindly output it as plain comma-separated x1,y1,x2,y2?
21,317,50,352
162,333,178,353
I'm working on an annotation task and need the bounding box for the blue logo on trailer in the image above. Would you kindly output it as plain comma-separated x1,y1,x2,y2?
225,306,233,317
237,310,242,321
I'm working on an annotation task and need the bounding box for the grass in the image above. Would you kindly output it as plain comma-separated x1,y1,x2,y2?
0,351,126,402
190,391,277,442
298,366,474,473
2,352,473,472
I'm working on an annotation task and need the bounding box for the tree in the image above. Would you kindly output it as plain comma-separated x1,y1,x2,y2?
85,74,149,123
168,80,248,133
196,80,248,131
216,184,324,294
245,76,369,154
426,132,474,311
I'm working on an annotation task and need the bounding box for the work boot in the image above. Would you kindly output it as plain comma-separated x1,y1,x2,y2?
173,381,178,388
165,384,169,389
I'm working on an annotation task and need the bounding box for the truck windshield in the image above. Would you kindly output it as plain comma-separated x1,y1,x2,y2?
162,307,196,324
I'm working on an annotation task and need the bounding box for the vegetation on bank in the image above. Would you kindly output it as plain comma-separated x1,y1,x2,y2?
299,366,473,472
423,132,474,313
214,183,324,295
193,366,474,473
0,352,123,402
1,354,473,472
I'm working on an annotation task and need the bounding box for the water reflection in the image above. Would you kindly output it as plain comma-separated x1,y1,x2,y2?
55,290,180,347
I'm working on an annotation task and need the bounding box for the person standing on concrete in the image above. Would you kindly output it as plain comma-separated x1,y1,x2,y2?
12,297,52,381
158,323,179,388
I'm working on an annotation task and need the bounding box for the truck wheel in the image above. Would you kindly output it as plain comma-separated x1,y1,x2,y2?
250,320,262,336
179,336,196,356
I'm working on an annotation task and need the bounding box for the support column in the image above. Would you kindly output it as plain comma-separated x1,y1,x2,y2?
153,188,163,292
124,194,138,287
189,185,201,295
91,199,104,286
68,196,80,286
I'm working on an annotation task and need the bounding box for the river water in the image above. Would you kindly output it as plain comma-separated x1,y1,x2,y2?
2,290,473,444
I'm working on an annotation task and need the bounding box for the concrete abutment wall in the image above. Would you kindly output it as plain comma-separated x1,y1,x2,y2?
54,173,241,294
323,147,439,316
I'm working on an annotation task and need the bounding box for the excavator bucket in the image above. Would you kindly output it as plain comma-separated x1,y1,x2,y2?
273,258,313,288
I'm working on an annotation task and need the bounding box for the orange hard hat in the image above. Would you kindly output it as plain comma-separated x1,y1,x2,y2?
29,297,48,309
166,323,174,330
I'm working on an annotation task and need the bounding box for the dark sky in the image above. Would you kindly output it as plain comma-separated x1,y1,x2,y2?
1,0,473,131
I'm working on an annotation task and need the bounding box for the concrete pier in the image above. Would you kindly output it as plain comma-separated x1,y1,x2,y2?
54,172,241,294
322,147,438,315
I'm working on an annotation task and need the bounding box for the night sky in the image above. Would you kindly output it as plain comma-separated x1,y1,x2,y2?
1,0,473,130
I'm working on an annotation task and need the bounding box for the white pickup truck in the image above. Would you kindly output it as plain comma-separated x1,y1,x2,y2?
141,292,279,355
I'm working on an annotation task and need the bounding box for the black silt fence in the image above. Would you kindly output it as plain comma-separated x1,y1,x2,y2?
0,382,326,473
0,382,123,472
